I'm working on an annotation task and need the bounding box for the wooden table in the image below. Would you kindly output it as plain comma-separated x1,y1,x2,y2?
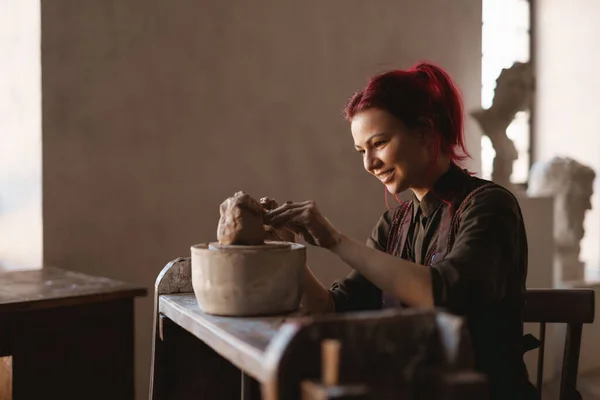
150,258,489,400
0,266,147,400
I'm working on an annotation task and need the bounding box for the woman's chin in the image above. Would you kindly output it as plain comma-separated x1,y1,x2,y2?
385,181,406,195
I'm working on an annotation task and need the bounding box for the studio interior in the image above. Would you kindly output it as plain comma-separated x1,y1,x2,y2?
1,1,599,399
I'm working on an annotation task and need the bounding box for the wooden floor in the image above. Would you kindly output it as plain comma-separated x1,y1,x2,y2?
541,368,600,400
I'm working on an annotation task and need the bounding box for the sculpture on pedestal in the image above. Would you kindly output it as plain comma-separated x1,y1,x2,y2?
471,62,533,192
527,157,596,281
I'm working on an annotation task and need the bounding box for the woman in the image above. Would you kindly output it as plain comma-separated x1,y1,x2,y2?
265,62,538,399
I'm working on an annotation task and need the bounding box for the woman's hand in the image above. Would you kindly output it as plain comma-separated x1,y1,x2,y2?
260,197,296,242
264,200,342,249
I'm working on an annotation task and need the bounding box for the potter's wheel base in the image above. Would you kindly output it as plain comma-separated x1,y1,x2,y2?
191,241,306,316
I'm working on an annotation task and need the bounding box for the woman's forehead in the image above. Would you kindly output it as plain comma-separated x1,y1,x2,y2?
351,109,399,135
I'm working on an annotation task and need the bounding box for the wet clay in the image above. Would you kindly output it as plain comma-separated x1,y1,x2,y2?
217,192,293,245
217,191,266,245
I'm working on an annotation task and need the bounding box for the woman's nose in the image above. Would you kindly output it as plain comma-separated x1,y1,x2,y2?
364,152,382,172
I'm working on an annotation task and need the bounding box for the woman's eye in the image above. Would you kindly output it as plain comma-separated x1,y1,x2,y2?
373,141,386,148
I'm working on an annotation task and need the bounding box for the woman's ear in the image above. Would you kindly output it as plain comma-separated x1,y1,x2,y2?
415,117,435,144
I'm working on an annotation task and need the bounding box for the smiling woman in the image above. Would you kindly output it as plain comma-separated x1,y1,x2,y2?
264,62,538,400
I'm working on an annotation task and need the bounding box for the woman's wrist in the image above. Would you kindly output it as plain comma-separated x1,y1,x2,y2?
301,264,334,315
328,232,347,255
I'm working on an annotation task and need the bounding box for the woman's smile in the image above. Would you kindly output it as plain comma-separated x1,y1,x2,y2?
375,169,395,183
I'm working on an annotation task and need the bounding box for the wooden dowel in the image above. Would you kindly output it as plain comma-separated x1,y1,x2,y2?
321,339,341,386
0,356,12,400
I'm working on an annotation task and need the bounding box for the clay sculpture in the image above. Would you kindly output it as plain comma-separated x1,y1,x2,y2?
217,191,266,245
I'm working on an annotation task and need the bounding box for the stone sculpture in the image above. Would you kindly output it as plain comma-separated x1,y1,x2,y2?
527,157,596,281
471,62,533,191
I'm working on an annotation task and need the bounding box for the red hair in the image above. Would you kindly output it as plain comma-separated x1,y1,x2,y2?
344,61,471,165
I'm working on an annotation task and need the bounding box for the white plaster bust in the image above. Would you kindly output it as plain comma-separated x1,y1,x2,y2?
527,157,596,281
471,62,533,192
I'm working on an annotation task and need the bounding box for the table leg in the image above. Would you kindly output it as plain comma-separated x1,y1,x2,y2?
241,371,261,399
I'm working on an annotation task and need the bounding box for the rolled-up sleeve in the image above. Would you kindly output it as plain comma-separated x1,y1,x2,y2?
329,210,393,312
430,187,521,314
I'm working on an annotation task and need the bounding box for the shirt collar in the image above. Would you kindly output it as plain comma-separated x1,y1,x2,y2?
411,163,468,218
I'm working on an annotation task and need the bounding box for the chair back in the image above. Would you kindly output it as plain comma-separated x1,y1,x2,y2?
277,308,489,400
524,288,595,399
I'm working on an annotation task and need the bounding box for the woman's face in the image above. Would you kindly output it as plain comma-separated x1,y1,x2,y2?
351,108,430,194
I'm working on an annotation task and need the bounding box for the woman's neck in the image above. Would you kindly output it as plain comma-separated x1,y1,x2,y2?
410,157,452,201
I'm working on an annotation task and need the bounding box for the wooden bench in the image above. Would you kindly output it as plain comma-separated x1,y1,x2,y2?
150,258,487,400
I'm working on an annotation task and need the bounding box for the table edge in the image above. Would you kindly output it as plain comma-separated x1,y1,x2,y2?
0,287,147,315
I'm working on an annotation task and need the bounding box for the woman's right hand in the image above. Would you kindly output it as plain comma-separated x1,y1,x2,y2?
264,200,342,249
260,197,296,242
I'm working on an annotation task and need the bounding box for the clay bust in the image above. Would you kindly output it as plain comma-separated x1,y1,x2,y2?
471,62,533,191
527,157,596,281
217,191,267,245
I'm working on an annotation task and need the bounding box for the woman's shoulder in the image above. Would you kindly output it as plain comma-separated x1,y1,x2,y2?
459,176,521,216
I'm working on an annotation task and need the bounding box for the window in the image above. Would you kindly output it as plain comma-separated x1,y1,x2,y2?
481,0,531,184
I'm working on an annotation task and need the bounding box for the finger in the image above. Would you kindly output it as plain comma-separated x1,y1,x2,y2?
264,204,304,223
266,229,284,241
265,207,306,227
286,222,317,246
265,200,312,218
278,228,297,242
298,226,317,246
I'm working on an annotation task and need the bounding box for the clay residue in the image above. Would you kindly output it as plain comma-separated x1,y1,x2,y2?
259,197,278,212
259,197,278,240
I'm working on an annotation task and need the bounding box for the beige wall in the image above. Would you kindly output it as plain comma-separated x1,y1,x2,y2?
42,1,482,398
534,0,600,376
0,0,42,271
534,0,600,271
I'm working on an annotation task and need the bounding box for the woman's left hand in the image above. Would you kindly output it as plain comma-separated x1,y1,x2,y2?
264,200,342,249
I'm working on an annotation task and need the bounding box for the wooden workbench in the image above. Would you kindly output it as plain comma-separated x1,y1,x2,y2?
150,258,488,400
0,266,147,400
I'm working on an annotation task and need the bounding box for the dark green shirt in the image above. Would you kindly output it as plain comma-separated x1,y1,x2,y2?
330,164,537,400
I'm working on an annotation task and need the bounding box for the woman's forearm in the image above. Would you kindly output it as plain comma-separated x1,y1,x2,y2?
300,264,335,315
330,234,434,308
